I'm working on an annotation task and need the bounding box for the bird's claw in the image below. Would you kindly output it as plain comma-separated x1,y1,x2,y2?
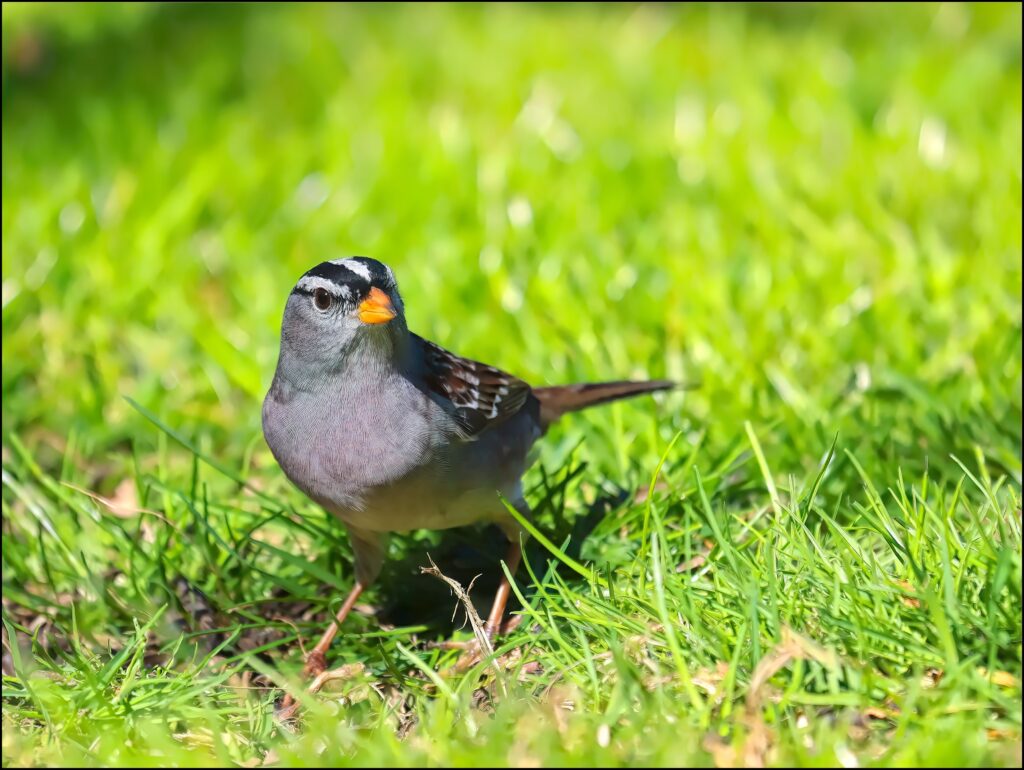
303,649,328,678
425,635,494,673
275,649,331,722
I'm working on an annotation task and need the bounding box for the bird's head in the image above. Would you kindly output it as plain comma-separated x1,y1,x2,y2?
277,256,408,377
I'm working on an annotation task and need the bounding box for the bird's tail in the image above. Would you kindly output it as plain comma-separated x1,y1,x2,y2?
533,379,676,427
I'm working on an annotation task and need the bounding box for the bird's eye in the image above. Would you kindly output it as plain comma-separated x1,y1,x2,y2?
313,287,333,311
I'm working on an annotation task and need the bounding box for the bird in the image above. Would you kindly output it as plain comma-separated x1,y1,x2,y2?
262,256,673,715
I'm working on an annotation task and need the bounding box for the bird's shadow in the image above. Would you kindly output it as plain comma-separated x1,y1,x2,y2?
373,473,633,637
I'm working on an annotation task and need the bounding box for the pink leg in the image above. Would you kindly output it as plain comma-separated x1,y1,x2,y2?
278,581,365,719
484,541,523,639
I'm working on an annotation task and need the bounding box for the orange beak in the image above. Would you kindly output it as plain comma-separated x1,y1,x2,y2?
358,287,397,325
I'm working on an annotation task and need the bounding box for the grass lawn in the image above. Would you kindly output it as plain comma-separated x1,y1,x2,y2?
2,3,1021,766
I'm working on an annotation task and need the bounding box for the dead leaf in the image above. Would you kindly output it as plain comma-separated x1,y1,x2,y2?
692,662,730,698
702,734,737,768
742,718,772,768
737,628,839,767
62,480,172,525
978,668,1019,688
676,554,707,573
986,728,1018,742
895,580,921,609
542,685,578,735
747,627,839,709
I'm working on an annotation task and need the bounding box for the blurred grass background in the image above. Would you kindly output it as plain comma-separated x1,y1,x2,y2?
1,2,1021,767
3,2,1019,478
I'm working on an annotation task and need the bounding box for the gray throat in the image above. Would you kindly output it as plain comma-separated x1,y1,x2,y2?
270,319,411,405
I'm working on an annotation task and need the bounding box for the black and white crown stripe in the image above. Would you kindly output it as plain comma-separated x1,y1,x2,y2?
294,275,354,299
292,257,397,301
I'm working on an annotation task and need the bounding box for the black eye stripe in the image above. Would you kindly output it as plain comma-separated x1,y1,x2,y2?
291,259,397,304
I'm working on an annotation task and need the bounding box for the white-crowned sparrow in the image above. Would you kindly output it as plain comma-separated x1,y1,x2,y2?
263,257,672,712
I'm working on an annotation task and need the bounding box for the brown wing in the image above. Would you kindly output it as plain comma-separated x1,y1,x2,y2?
414,334,533,440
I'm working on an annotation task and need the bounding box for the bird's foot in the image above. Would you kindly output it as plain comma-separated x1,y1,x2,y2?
446,637,491,673
275,650,331,722
424,631,496,673
277,664,365,722
428,615,526,673
427,638,482,652
302,649,329,678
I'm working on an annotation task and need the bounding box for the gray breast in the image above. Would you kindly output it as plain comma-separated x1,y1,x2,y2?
263,372,442,509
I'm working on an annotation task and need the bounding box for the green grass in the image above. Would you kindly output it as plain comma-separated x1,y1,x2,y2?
2,2,1021,767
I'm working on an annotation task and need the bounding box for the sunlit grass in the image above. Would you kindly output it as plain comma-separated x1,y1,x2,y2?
2,3,1021,767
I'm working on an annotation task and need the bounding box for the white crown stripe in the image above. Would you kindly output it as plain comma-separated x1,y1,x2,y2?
331,258,373,282
296,276,352,298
